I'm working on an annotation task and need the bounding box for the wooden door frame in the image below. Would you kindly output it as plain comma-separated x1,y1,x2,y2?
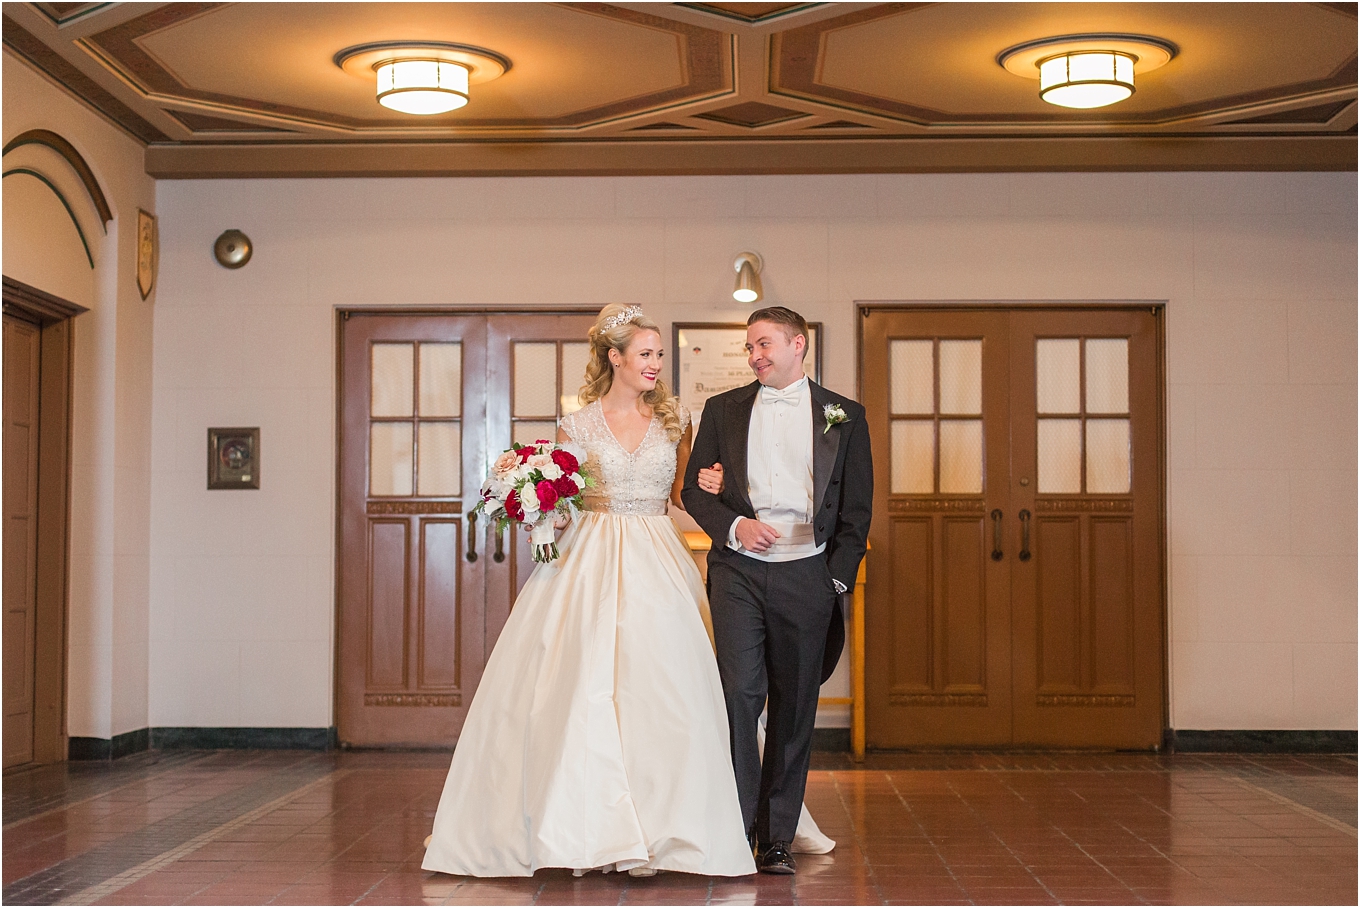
331,307,599,746
2,276,86,767
856,300,1169,747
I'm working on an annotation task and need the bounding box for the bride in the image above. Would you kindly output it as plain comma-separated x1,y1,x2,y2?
422,304,830,878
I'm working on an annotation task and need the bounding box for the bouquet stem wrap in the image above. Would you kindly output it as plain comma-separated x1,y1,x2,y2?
529,518,559,563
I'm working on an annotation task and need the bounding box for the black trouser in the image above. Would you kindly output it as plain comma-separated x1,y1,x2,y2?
707,547,838,845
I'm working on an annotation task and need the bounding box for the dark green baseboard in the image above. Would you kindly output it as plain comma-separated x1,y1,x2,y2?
67,728,150,761
1168,729,1357,754
69,727,337,759
68,726,1355,760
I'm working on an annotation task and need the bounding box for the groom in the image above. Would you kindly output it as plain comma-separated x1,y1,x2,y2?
683,307,872,874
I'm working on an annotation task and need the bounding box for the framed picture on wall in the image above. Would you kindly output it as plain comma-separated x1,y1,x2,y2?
207,427,260,489
672,322,821,429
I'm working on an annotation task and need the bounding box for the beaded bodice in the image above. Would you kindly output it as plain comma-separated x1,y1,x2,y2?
559,400,690,517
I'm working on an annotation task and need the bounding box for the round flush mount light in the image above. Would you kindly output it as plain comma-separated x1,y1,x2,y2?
998,34,1177,109
334,41,511,115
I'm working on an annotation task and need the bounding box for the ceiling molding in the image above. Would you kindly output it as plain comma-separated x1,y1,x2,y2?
3,14,170,143
31,3,114,28
770,3,1359,126
676,3,824,25
78,2,734,131
4,2,1355,175
144,134,1356,179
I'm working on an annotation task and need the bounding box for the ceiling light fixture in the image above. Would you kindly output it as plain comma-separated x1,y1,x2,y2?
733,252,763,304
376,59,469,115
335,42,511,116
998,34,1177,110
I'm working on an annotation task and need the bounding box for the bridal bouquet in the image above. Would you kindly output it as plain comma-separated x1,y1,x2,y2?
472,439,591,563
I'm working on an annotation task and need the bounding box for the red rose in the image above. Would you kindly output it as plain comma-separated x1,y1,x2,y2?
535,480,559,511
534,439,552,445
552,475,579,498
515,445,535,463
551,449,579,474
505,489,524,522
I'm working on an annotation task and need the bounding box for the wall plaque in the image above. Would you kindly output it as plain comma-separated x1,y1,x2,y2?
208,427,259,489
672,321,821,431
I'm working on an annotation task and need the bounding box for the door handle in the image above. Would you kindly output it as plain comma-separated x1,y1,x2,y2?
990,509,1004,561
466,512,478,562
493,521,506,563
1018,509,1032,562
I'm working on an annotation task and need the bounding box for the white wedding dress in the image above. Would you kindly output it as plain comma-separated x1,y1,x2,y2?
422,400,830,878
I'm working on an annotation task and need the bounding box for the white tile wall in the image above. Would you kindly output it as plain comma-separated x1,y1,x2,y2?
147,171,1357,735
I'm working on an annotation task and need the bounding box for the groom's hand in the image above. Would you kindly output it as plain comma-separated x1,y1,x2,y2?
735,518,781,553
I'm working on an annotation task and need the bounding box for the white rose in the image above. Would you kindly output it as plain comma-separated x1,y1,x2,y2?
539,463,563,481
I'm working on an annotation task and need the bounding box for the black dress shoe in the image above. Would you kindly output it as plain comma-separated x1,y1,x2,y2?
758,841,796,875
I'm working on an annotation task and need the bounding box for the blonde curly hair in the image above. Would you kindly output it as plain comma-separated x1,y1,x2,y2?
577,304,684,441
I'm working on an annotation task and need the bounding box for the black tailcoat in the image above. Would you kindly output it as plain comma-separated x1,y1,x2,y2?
681,379,873,681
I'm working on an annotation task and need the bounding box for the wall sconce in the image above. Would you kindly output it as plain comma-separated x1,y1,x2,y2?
998,34,1177,110
335,41,511,116
733,252,763,304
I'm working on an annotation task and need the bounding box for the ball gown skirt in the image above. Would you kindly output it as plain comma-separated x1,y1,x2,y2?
421,511,758,877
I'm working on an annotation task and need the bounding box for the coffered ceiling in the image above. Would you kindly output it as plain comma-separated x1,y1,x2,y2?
4,2,1355,176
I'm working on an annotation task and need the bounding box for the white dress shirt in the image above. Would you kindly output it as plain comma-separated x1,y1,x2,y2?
727,377,824,563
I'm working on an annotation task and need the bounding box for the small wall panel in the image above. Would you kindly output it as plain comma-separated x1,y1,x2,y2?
941,516,986,691
1090,517,1134,693
367,520,409,688
1036,516,1081,692
418,519,461,690
889,517,933,692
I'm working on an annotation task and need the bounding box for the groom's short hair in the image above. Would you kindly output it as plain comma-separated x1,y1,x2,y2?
747,307,810,360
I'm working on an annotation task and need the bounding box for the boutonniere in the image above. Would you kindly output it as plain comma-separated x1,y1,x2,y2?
823,403,850,434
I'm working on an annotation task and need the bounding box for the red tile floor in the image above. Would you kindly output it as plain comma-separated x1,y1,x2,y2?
3,750,1354,905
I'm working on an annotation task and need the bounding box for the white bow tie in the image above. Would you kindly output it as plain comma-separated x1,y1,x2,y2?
760,383,803,407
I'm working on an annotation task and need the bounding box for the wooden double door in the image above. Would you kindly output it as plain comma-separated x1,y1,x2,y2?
337,310,596,747
862,306,1165,749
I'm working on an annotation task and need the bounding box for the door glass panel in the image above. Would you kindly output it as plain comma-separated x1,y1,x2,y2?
1086,419,1131,493
371,344,414,417
890,340,934,415
418,343,461,417
560,342,590,415
370,422,413,496
891,420,934,494
1037,418,1082,493
938,340,981,415
1036,339,1080,414
513,421,558,448
939,420,983,494
417,422,461,496
1085,338,1129,414
514,342,558,417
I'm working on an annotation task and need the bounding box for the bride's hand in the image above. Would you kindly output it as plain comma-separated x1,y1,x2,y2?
697,463,724,494
553,511,571,530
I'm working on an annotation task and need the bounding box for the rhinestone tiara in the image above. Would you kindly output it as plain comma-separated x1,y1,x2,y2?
601,305,645,331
